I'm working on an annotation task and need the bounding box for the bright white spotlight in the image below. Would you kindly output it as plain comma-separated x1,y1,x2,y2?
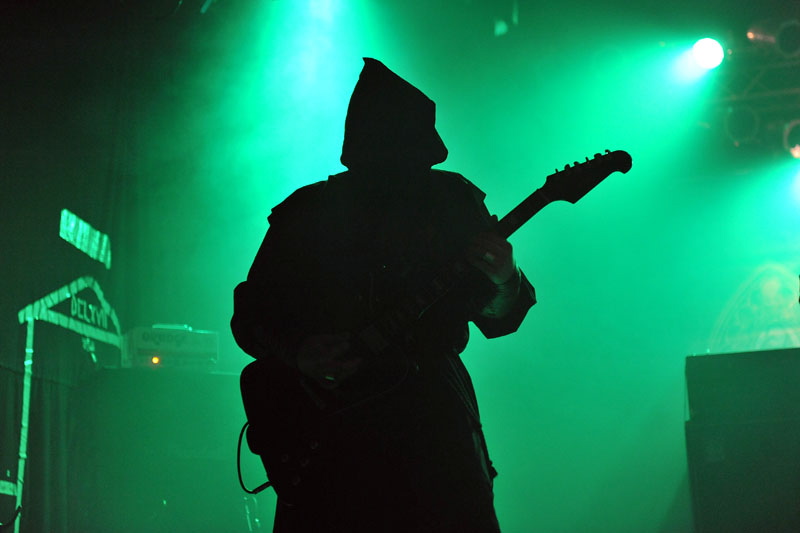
692,38,725,69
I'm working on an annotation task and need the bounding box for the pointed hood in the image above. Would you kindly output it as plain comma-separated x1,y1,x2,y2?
340,58,448,170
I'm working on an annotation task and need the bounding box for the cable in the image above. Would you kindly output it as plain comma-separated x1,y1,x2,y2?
237,421,271,495
0,507,21,532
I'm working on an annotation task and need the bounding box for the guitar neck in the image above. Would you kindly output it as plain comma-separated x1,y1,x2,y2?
495,188,551,240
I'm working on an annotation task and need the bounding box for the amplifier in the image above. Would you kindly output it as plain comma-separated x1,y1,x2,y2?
123,325,218,371
686,347,800,422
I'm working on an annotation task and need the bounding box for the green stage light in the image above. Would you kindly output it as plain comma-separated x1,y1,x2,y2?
692,38,725,70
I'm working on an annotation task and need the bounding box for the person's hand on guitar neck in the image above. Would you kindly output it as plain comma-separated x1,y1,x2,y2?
466,231,523,319
466,231,517,285
296,332,361,389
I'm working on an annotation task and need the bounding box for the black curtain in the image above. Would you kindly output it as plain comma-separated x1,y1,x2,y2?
1,3,131,530
1,1,264,529
0,2,227,531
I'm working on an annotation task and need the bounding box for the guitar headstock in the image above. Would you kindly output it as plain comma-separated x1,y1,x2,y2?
542,150,632,204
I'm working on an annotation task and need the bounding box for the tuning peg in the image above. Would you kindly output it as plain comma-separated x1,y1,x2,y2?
585,157,590,162
605,149,610,153
593,153,601,159
564,164,571,170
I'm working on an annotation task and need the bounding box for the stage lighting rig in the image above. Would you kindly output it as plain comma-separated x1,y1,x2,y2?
747,19,800,58
705,16,800,158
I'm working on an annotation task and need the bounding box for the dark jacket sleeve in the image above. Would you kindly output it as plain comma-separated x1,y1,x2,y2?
230,183,324,364
231,278,306,365
472,271,536,339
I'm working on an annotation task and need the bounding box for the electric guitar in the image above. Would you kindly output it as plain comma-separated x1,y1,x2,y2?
240,150,633,504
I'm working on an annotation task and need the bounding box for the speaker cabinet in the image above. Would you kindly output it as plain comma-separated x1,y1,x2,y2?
685,349,800,532
686,419,800,532
69,368,251,532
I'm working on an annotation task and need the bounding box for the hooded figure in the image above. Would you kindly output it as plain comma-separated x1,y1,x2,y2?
341,58,448,170
232,58,535,533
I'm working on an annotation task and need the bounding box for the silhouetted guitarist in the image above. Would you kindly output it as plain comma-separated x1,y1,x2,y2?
232,58,536,533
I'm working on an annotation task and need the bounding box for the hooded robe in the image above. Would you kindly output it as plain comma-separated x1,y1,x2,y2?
232,58,535,532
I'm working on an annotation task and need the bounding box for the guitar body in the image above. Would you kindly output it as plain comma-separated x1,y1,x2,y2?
241,357,332,505
241,341,415,505
239,150,633,503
